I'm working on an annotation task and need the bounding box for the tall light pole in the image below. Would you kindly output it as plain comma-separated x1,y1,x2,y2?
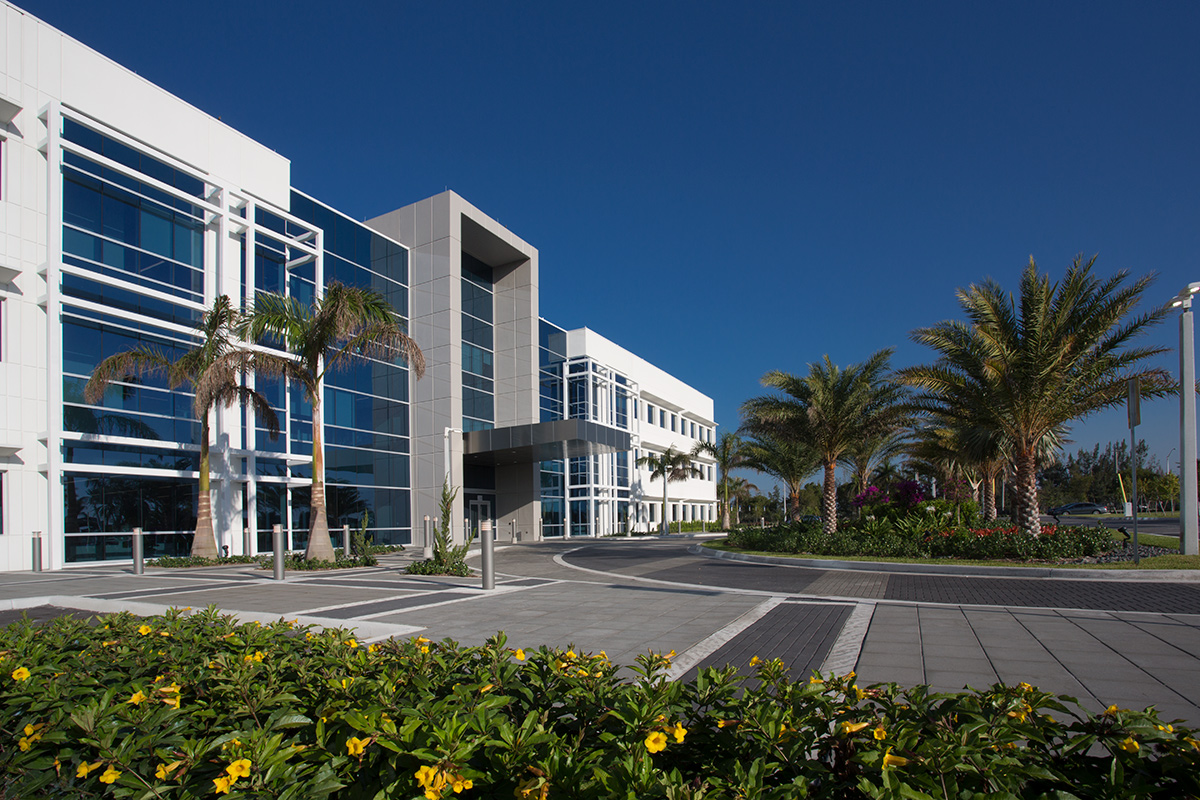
1170,283,1200,555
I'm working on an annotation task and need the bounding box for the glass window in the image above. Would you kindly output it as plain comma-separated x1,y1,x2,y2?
671,414,677,432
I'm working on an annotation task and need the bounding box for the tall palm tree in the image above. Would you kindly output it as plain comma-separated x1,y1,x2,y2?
720,476,757,526
840,427,910,497
900,255,1171,536
638,443,706,534
738,424,820,522
242,282,425,561
84,295,279,559
743,349,905,536
701,431,750,530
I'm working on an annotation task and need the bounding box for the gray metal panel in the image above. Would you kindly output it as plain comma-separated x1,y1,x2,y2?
463,420,631,466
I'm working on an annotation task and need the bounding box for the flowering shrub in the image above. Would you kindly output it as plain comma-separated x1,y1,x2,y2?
892,480,925,509
1,609,1197,798
852,486,890,509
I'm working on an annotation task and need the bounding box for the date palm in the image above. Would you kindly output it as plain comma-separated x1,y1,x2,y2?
738,424,820,522
638,444,706,534
743,349,905,536
900,255,1171,536
84,295,279,559
242,282,425,561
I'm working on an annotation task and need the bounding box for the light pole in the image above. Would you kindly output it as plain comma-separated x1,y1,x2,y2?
1170,283,1200,555
444,426,463,542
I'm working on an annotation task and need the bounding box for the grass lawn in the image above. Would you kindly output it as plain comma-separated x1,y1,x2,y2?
703,530,1200,571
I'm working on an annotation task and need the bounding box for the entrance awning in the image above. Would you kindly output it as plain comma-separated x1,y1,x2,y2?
462,419,631,466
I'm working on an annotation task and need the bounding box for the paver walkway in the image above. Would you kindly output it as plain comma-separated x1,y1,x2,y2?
1,537,1197,726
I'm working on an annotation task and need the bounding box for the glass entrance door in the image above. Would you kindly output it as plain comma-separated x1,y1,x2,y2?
468,498,494,541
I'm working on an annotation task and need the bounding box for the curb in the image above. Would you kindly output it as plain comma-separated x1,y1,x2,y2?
693,545,1200,582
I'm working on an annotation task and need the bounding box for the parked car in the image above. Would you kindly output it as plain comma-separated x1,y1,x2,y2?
1047,502,1108,516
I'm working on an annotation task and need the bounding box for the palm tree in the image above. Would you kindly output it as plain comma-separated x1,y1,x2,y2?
701,432,750,530
720,476,757,525
637,443,706,534
84,295,279,559
738,424,820,522
900,255,1171,536
840,428,910,497
242,282,425,560
742,349,905,536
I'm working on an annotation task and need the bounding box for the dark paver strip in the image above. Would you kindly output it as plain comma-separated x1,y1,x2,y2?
318,592,462,619
884,574,1200,613
89,581,255,601
679,602,851,684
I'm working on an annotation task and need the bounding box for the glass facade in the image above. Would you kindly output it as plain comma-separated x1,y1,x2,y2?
53,113,414,561
461,253,495,432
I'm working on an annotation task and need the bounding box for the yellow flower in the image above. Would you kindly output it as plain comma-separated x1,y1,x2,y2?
138,625,152,635
717,719,738,729
808,675,823,685
128,691,147,705
159,630,171,637
368,643,379,653
421,645,430,654
213,774,235,794
644,730,668,753
873,725,887,740
345,639,357,648
514,648,525,661
854,686,866,701
23,723,44,737
155,760,181,780
1120,737,1139,753
11,666,30,682
1185,737,1200,751
159,682,181,694
480,684,494,693
226,759,252,779
1156,724,1174,733
99,766,122,784
1105,705,1119,716
566,650,576,659
672,722,687,743
749,656,761,666
882,748,909,769
841,720,870,735
346,736,369,756
18,736,35,751
1018,681,1033,692
163,694,181,710
452,776,473,792
76,761,103,778
340,677,354,689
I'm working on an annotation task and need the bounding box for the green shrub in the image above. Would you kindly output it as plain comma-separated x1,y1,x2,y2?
257,553,379,571
149,555,259,568
726,521,1122,563
406,481,476,577
2,609,1197,798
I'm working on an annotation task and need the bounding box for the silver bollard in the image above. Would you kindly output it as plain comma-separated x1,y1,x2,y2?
243,526,252,558
464,519,470,543
31,531,42,572
272,524,285,581
481,519,494,590
131,527,144,575
423,516,433,559
343,523,351,557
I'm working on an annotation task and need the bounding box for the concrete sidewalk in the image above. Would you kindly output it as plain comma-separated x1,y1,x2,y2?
1,538,1197,727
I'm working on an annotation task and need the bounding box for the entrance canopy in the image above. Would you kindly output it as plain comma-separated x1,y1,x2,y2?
462,419,631,466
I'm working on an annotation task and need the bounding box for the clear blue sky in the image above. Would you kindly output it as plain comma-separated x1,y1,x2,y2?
29,0,1200,477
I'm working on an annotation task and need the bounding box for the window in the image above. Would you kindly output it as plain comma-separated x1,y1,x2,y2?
670,414,676,432
690,421,696,438
646,403,654,423
659,409,665,427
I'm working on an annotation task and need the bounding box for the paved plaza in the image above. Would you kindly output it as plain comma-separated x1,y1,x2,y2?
1,538,1198,727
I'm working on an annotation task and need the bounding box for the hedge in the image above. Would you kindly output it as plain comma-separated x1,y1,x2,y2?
2,609,1197,798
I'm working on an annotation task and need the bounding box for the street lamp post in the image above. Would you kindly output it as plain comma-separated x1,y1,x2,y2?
1170,283,1200,556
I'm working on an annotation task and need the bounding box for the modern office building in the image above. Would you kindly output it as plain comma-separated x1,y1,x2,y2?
0,2,716,571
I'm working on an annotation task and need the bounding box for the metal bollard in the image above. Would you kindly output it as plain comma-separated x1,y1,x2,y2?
423,516,433,559
243,526,252,558
463,519,470,543
481,519,494,590
272,524,285,581
131,527,144,575
343,523,351,557
31,531,42,572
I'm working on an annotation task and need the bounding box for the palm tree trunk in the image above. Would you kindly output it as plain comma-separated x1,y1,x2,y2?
981,466,998,521
191,416,219,559
1014,448,1040,536
722,478,731,530
821,460,838,536
306,397,336,560
661,482,669,535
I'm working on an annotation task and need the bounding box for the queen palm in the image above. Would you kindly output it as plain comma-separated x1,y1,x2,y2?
242,282,425,561
84,295,278,559
638,443,706,534
900,255,1171,536
703,432,750,530
743,349,905,536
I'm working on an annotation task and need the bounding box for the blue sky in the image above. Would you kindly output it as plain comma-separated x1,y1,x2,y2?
29,0,1200,477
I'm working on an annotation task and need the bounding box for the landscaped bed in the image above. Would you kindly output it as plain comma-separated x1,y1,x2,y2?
2,609,1198,798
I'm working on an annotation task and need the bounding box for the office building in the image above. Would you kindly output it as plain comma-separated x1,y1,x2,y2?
0,2,715,570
